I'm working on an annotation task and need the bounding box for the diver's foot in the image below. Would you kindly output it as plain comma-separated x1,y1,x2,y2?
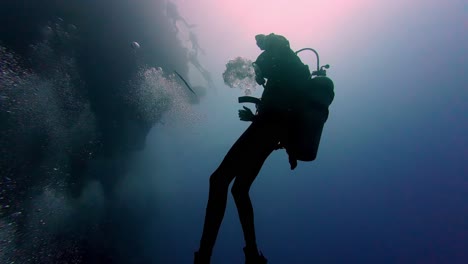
243,246,268,264
194,251,211,264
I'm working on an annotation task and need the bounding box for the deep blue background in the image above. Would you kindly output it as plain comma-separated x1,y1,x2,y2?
145,1,467,263
0,0,466,263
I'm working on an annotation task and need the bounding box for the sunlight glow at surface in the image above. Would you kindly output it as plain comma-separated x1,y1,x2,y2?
205,0,369,43
176,0,403,51
174,0,423,87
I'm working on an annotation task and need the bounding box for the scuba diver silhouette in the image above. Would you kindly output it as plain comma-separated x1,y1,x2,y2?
195,33,334,264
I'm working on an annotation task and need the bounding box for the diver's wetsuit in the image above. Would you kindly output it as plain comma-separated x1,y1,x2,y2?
196,34,310,263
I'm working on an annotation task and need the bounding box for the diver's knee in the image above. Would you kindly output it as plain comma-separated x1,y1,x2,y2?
209,168,232,188
231,184,249,200
209,171,221,186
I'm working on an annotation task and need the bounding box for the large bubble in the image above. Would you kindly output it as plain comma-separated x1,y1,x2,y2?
222,57,258,95
131,41,140,49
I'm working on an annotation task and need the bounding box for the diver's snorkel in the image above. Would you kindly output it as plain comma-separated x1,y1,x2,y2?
295,48,330,77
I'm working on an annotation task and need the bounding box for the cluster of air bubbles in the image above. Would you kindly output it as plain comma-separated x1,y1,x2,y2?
32,21,80,75
0,46,32,89
0,185,83,263
0,18,97,263
1,16,96,233
40,18,78,51
0,217,16,263
125,67,199,127
222,57,258,95
1,19,95,163
1,43,95,156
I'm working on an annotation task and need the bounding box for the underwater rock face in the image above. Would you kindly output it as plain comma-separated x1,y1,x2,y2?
0,0,199,263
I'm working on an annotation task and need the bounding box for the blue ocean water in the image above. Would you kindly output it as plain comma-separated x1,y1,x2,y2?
0,1,466,263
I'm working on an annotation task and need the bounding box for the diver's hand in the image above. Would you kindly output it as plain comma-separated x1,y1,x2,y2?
238,106,255,122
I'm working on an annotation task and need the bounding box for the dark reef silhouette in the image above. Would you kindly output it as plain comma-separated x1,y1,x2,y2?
0,0,205,263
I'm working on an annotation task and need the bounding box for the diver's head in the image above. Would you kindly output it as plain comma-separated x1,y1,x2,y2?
255,34,267,50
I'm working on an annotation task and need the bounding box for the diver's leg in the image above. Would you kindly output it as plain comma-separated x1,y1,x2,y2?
230,116,282,263
197,122,264,261
232,147,275,249
231,148,274,264
197,166,236,258
231,155,270,250
231,127,279,263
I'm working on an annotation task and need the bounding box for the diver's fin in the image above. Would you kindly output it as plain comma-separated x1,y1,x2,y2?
289,157,298,170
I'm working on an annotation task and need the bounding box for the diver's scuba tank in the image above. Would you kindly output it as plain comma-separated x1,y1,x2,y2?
286,48,335,162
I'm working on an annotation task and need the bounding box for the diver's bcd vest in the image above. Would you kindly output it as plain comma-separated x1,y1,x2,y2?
238,75,334,163
240,47,335,167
